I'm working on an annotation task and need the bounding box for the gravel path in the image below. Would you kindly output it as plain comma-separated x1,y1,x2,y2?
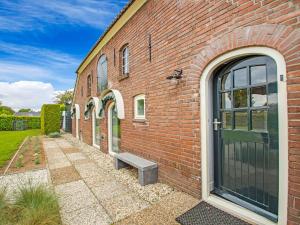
0,169,49,200
43,134,199,225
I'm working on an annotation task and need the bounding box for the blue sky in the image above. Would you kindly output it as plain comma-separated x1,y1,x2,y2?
0,0,128,110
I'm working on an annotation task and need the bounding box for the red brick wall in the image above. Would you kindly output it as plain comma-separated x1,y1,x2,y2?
72,0,300,223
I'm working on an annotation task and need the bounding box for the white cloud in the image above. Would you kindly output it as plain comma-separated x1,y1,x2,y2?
0,81,55,111
0,0,127,31
0,41,78,89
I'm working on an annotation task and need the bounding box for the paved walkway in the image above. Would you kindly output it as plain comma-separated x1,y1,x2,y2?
44,134,199,225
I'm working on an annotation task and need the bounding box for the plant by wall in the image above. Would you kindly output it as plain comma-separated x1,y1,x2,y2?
41,104,61,135
0,115,41,131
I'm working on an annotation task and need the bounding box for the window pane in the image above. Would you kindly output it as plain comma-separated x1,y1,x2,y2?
251,86,267,107
250,65,266,85
221,73,231,90
137,99,144,116
221,92,232,109
234,68,247,87
234,89,247,108
222,112,232,129
97,56,108,92
235,111,248,130
252,110,267,130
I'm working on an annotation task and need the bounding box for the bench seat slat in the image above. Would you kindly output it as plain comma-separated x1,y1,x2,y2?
115,152,157,171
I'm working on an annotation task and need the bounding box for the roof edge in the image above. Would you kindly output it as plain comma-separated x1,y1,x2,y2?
76,0,147,75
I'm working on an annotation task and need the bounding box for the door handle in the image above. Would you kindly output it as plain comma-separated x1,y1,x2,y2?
213,118,222,131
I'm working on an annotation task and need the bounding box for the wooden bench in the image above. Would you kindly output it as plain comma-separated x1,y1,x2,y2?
114,152,158,186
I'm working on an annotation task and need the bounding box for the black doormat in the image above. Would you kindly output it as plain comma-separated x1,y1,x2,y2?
176,202,251,225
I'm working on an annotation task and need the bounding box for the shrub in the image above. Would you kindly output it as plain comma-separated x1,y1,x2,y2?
0,184,61,225
14,184,61,225
41,104,61,135
48,132,61,138
0,115,41,131
0,188,12,225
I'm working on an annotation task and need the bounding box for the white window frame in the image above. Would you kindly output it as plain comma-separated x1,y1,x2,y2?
122,46,129,75
134,94,145,120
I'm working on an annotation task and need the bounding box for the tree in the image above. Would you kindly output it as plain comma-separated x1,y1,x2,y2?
0,106,15,115
18,108,32,112
54,90,73,105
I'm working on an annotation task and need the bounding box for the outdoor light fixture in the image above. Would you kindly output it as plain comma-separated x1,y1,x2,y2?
166,69,183,84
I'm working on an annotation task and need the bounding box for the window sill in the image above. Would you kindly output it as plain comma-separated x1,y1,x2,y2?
133,119,147,123
119,74,129,81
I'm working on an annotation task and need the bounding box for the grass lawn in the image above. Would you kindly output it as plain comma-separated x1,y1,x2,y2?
0,129,41,168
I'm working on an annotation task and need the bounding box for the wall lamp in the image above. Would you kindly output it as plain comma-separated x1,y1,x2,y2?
166,69,183,85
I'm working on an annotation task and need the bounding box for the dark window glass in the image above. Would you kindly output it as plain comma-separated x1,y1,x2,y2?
234,89,247,108
221,92,232,109
97,55,108,93
234,68,247,88
252,110,267,130
251,86,267,107
235,111,248,130
221,73,231,90
250,65,266,85
87,75,91,97
222,112,232,129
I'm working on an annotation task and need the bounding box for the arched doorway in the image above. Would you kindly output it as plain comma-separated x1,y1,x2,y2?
92,107,101,148
71,104,80,139
107,102,121,155
213,56,278,221
200,47,288,225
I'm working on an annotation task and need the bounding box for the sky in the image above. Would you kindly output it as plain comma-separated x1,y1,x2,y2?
0,0,128,111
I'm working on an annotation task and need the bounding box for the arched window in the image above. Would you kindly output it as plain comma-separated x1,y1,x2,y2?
121,45,129,76
87,74,91,97
97,55,108,93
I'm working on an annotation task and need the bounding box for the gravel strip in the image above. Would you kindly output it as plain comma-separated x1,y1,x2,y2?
64,134,174,204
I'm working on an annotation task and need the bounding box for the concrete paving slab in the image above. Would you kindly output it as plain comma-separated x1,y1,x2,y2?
84,174,114,188
66,152,87,162
55,180,90,197
50,166,81,185
61,204,112,225
56,187,98,213
74,162,103,178
49,161,72,170
115,192,199,225
102,192,150,222
91,180,130,202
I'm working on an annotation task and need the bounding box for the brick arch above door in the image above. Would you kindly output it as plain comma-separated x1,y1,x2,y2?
190,24,300,76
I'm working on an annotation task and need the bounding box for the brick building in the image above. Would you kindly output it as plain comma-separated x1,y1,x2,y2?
71,0,300,224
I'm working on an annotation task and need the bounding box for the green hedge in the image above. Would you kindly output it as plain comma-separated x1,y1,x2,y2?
41,104,61,135
0,115,41,131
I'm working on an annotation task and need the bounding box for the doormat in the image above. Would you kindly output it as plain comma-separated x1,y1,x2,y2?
176,201,251,225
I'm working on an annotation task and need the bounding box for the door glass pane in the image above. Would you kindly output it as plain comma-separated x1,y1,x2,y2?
234,68,247,88
252,110,267,131
235,111,248,130
250,65,266,85
222,112,232,129
251,86,267,107
221,92,232,109
221,73,231,90
234,89,247,108
94,115,101,146
112,105,120,153
137,99,145,116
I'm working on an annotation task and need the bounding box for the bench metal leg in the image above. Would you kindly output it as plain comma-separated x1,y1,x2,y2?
138,167,158,186
114,158,129,170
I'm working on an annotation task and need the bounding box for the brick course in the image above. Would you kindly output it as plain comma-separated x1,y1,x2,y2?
72,0,300,223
